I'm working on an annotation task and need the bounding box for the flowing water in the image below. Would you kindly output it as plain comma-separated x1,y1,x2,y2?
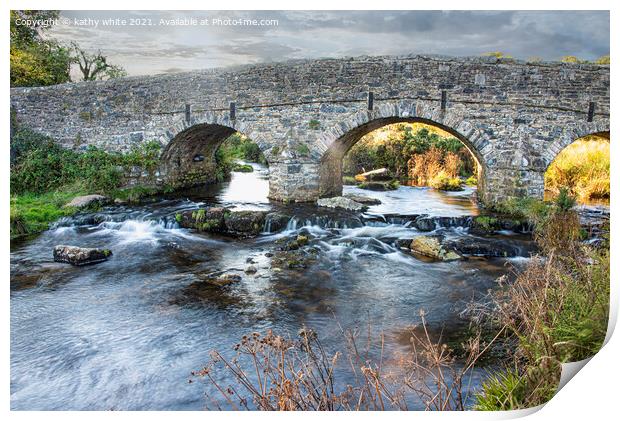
10,163,533,410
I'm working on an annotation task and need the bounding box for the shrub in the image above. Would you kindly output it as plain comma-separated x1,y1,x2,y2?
10,129,164,195
342,176,357,185
429,171,463,191
465,175,478,186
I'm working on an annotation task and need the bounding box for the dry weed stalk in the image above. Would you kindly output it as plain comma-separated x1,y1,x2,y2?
194,313,496,411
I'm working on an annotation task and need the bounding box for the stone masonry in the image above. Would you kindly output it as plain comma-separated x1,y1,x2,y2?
10,54,610,206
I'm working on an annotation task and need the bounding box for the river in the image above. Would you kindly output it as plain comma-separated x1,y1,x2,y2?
10,162,534,410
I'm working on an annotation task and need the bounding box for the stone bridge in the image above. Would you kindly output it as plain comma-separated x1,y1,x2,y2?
10,54,610,206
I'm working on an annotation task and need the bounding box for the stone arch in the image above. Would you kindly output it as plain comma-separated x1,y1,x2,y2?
317,103,488,199
542,119,610,171
160,115,269,188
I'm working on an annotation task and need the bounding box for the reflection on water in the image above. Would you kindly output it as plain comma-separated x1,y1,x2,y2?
171,162,271,211
10,163,526,410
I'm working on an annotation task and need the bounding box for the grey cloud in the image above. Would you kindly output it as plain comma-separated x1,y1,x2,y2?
48,10,609,76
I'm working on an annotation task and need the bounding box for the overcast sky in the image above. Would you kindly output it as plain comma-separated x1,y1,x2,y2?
48,10,610,76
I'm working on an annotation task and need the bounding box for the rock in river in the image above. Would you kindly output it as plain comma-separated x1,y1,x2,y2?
204,273,242,287
177,208,269,237
65,194,109,209
407,235,462,261
317,196,367,212
53,245,112,266
224,210,268,237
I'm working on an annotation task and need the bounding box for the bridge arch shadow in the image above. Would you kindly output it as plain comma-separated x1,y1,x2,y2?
318,114,486,200
160,122,268,189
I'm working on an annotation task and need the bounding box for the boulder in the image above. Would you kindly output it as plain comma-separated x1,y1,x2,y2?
263,212,291,233
65,194,109,209
317,196,367,212
244,265,258,274
444,236,530,258
53,245,112,266
343,194,382,205
224,210,268,237
408,235,462,261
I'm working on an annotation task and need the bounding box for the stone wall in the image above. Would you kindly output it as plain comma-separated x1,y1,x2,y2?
10,54,610,205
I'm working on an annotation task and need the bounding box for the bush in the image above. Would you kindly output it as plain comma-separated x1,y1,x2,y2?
342,176,357,185
465,175,478,186
429,171,463,191
10,129,163,195
231,163,254,172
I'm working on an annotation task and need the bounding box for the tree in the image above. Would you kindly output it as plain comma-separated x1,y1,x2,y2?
71,42,127,81
10,10,72,87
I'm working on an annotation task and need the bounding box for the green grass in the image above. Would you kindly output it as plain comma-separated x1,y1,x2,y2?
545,136,609,202
10,186,85,238
474,369,525,411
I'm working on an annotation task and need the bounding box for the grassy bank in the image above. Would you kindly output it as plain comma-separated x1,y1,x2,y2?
473,191,609,410
10,129,167,238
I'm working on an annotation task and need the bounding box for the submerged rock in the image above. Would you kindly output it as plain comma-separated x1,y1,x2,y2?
408,235,462,261
65,194,109,209
53,245,112,266
343,194,382,205
414,215,473,232
317,196,367,212
204,273,242,287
